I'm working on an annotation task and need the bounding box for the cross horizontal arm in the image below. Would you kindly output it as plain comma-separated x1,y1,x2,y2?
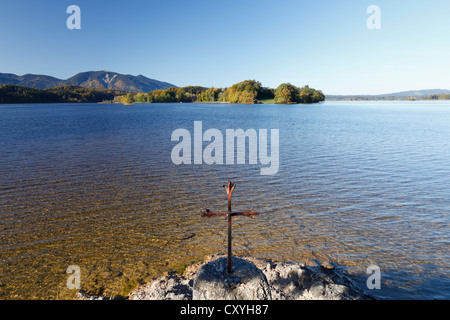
201,209,258,219
201,209,227,217
231,210,258,219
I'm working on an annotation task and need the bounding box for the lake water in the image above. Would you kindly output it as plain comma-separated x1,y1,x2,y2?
0,101,449,300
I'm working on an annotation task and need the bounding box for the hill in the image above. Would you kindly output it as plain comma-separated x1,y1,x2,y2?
64,71,176,92
0,71,176,92
381,89,450,98
326,89,450,101
0,73,63,89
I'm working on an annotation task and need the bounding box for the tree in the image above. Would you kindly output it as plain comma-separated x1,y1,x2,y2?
239,91,255,104
311,90,325,103
274,83,325,104
274,83,299,104
122,92,135,105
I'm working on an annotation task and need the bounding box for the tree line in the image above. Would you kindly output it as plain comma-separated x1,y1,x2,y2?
327,93,450,101
116,80,325,105
0,81,325,105
0,85,125,104
424,93,450,100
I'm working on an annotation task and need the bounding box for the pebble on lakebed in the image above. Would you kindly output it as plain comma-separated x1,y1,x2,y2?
76,254,374,300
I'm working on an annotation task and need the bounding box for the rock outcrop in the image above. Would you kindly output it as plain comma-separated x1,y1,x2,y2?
193,257,271,300
78,255,373,300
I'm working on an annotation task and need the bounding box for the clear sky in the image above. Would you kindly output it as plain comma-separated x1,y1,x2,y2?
1,0,449,95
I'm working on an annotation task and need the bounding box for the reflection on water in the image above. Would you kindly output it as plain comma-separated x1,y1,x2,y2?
0,102,449,299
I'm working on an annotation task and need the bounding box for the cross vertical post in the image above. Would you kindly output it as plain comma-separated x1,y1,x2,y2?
201,181,258,274
224,182,235,274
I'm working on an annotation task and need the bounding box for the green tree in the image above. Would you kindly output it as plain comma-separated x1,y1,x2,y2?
274,83,299,104
274,83,325,104
122,92,135,105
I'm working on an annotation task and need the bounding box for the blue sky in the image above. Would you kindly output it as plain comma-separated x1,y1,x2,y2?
0,0,449,94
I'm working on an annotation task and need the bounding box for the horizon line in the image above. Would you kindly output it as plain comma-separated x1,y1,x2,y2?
1,70,449,96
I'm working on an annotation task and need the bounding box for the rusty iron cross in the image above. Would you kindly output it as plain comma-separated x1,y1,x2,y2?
201,181,258,274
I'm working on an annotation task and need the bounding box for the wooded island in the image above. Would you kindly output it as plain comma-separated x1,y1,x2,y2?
116,80,325,105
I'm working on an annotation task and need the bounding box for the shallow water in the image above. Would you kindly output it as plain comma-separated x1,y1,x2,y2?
0,101,449,299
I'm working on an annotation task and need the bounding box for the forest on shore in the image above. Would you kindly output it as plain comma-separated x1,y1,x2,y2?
0,85,125,104
0,80,325,105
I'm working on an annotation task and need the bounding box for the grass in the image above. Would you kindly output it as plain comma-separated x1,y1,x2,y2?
258,99,275,104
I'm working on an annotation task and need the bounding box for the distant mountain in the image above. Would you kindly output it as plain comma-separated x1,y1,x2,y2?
0,73,63,89
64,71,176,92
326,89,450,101
380,89,450,98
0,71,177,92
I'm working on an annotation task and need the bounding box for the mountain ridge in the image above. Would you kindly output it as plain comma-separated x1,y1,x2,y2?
0,71,177,92
326,89,450,100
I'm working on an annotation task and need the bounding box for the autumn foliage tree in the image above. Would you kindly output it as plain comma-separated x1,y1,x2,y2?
219,80,275,104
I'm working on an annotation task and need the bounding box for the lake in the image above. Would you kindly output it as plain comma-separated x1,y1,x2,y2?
0,101,449,299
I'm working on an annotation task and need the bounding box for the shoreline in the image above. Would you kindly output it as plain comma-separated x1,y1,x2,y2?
76,254,374,300
2,99,449,106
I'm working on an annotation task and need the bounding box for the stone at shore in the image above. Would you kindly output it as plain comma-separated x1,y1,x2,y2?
192,257,271,300
78,255,374,300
